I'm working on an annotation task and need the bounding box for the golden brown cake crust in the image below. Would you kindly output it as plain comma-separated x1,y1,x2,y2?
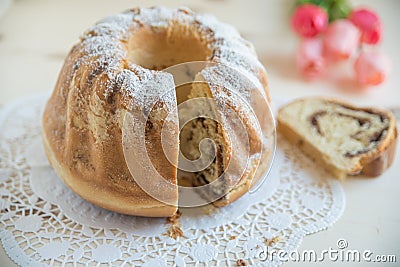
43,133,176,216
42,7,270,216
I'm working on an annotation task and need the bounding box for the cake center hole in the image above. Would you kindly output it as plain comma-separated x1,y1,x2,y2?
127,24,213,70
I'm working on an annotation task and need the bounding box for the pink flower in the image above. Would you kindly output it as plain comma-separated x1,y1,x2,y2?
323,19,361,61
292,4,328,38
296,37,326,79
349,8,382,45
354,49,390,86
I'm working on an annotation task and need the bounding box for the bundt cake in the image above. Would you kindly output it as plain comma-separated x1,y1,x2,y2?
278,98,397,179
42,6,273,217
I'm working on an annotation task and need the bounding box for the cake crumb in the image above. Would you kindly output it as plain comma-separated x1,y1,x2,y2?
202,205,218,215
229,235,237,240
236,259,247,266
264,235,281,246
164,210,184,239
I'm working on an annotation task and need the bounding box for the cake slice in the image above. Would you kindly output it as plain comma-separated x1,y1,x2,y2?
278,98,398,179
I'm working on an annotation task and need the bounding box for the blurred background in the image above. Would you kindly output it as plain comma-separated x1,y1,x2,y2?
0,1,399,266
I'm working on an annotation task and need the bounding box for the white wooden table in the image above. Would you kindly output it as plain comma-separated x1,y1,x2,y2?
1,0,399,266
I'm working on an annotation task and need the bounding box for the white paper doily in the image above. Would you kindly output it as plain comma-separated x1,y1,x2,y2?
0,94,345,266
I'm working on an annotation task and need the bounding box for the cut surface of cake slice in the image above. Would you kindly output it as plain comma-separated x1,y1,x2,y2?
278,98,398,179
176,67,267,207
178,82,230,203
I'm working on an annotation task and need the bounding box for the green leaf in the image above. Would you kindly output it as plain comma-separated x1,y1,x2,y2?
328,0,352,22
293,0,352,21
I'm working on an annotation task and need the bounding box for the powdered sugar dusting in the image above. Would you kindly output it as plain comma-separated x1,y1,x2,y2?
72,6,266,109
64,5,269,137
135,7,174,28
200,64,268,128
108,68,176,118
